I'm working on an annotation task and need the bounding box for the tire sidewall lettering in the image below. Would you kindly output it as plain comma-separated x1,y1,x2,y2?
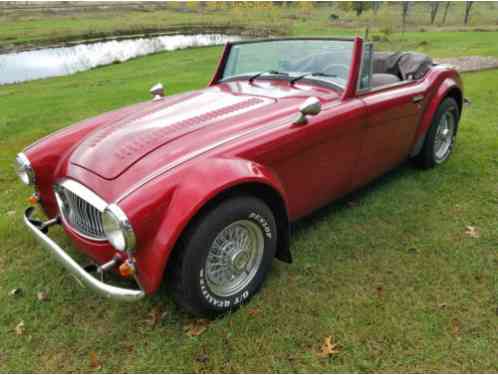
249,212,272,239
198,211,272,309
199,268,250,309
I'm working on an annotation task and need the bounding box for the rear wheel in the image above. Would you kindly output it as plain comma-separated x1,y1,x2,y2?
414,97,459,169
168,195,277,317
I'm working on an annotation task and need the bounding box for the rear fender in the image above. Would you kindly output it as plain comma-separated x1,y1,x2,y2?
120,157,290,294
410,76,462,156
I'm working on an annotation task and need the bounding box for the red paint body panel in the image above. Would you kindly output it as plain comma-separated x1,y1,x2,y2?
22,38,463,295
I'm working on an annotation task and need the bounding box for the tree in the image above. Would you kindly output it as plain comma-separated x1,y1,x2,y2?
338,1,371,16
429,2,440,25
351,2,371,16
464,1,473,25
372,2,382,15
442,2,451,25
401,2,410,32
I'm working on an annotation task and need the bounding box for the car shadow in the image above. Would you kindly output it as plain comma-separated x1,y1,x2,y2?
290,160,417,236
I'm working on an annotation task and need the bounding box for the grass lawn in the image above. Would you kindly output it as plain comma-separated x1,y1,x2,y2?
1,41,498,373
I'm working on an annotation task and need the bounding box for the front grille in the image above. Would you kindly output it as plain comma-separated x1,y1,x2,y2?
55,180,107,241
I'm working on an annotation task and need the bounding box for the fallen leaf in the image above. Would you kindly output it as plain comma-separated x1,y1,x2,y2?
184,319,210,337
317,336,340,358
145,306,162,327
36,291,48,301
464,225,480,238
438,302,448,309
9,288,22,297
248,308,259,317
195,353,209,364
451,318,461,336
376,286,384,298
89,351,101,369
15,321,25,336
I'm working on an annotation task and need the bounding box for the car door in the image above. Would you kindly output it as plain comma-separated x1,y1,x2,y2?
261,97,367,220
352,83,427,188
351,43,428,189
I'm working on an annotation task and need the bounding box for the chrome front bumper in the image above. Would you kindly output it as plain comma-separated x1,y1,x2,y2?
23,207,145,302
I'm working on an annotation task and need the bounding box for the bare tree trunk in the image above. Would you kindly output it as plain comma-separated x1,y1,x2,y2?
464,1,473,25
372,1,381,15
430,2,440,25
442,1,450,24
402,2,410,33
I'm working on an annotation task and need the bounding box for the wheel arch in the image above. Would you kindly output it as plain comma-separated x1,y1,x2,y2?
169,181,292,270
124,157,293,294
410,78,463,157
445,86,463,118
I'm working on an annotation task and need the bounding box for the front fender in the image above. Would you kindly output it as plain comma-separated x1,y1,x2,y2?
23,102,151,217
411,74,463,156
120,157,288,294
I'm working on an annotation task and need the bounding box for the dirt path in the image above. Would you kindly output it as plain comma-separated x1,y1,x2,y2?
434,56,498,72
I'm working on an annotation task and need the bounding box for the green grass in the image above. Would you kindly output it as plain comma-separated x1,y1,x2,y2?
0,41,497,372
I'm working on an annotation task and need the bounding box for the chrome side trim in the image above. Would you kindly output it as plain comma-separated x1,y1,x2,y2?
23,207,145,302
115,114,297,203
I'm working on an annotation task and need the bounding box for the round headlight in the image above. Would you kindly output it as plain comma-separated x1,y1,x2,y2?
15,153,35,186
103,204,136,252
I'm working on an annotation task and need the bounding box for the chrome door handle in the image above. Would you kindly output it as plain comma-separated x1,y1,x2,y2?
412,95,424,103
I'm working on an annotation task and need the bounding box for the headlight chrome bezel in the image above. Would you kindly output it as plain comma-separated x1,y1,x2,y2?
102,203,136,252
15,152,36,186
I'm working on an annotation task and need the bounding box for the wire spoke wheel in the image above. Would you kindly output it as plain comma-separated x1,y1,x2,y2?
434,110,455,163
205,220,264,297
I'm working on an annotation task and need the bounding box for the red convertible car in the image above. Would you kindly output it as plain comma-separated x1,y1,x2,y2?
17,37,464,316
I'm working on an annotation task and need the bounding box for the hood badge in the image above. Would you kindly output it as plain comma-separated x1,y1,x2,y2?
150,83,165,101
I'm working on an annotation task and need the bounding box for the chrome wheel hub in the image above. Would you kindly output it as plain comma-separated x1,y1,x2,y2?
205,220,264,297
434,111,455,163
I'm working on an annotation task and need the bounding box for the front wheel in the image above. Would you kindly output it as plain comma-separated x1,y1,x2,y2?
414,97,460,169
168,195,277,317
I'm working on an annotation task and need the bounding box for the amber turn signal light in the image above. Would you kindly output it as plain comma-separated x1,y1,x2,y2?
118,260,135,278
27,194,39,205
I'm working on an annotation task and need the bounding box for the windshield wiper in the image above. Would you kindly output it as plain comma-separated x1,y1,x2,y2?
290,72,338,84
248,70,288,83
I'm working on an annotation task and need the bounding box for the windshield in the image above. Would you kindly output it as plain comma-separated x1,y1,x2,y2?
221,39,354,88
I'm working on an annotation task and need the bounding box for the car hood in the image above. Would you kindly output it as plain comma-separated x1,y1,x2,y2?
70,82,338,180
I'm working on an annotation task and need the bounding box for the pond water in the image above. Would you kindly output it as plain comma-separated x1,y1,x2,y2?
0,34,242,85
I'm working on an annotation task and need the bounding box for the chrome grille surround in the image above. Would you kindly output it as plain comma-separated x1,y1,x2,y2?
54,179,108,241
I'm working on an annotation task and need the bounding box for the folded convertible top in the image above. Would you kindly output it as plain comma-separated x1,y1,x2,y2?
373,51,433,80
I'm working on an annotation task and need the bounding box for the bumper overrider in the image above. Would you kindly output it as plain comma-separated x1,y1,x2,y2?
23,207,145,302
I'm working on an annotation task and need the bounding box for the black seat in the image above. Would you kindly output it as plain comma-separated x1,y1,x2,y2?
371,73,401,88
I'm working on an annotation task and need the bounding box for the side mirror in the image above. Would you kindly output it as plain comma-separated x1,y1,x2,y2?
150,83,165,101
294,97,321,125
